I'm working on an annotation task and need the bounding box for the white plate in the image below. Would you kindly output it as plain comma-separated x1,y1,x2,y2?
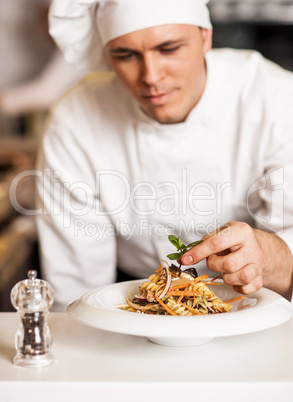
67,279,293,346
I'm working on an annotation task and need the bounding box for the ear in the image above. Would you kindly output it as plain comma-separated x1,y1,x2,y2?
201,28,213,54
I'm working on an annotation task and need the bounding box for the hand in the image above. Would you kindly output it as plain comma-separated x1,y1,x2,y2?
180,221,264,295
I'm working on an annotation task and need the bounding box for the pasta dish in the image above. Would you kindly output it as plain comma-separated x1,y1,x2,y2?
117,260,236,316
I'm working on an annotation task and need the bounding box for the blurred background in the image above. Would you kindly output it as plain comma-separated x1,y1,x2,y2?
0,0,292,311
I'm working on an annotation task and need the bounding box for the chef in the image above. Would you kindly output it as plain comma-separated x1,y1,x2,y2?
36,0,293,310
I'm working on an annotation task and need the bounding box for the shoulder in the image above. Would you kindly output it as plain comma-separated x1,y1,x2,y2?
49,71,132,127
207,48,293,112
208,48,292,80
41,71,136,170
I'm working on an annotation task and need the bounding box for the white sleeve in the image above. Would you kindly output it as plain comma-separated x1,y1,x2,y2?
36,110,117,311
250,99,293,247
247,92,293,301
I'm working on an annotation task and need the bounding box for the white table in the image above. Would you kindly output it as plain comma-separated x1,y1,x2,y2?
1,312,293,402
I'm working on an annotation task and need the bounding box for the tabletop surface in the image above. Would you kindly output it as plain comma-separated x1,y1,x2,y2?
1,312,293,402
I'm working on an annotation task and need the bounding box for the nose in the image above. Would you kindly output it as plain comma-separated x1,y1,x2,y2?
140,53,164,86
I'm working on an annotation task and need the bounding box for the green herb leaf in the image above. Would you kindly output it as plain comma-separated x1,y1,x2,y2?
167,235,203,262
166,252,183,260
168,235,180,249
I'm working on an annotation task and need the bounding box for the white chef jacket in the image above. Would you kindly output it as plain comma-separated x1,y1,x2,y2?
36,48,293,310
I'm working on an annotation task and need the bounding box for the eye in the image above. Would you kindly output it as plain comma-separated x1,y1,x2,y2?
114,52,136,61
160,45,181,54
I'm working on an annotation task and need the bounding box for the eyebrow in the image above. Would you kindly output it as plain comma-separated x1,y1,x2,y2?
109,39,186,54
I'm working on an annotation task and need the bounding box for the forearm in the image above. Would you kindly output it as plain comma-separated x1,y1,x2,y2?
254,229,293,300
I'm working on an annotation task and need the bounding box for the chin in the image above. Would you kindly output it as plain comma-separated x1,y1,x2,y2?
146,106,187,124
152,111,186,124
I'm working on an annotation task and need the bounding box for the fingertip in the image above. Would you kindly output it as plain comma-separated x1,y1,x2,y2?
181,255,194,265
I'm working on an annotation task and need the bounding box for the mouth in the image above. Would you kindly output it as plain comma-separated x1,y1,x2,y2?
141,90,174,105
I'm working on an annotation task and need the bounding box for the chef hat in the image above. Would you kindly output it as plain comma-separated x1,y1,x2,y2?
49,0,212,71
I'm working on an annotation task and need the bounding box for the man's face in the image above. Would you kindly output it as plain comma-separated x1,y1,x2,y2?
106,24,212,124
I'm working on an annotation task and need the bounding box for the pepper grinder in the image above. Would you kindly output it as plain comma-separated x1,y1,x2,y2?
10,270,55,367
